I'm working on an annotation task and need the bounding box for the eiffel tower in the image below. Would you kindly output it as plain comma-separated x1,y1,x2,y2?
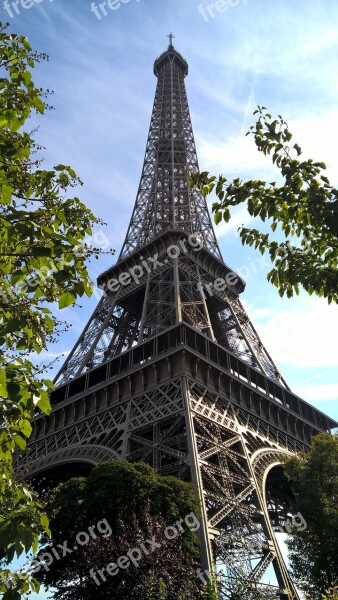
18,37,337,599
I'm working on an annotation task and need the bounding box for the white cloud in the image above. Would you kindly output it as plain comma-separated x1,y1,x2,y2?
293,382,338,403
198,131,274,175
245,299,338,369
288,111,338,184
300,29,338,55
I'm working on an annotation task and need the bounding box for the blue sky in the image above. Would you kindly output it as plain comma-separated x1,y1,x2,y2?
2,1,337,595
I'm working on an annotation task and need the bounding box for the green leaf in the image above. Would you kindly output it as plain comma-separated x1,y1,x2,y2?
68,167,77,178
40,513,50,532
53,270,70,284
11,270,26,285
0,369,8,398
1,184,13,205
18,419,32,438
43,378,54,390
14,435,27,450
58,291,76,309
214,212,222,225
32,95,45,114
35,391,51,415
2,318,23,334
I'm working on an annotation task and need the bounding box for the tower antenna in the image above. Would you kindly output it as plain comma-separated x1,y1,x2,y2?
167,32,175,47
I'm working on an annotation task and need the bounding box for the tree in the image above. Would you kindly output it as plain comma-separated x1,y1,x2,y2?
322,586,338,600
282,433,338,598
203,575,219,600
322,585,338,600
0,23,104,598
35,460,203,600
190,106,338,303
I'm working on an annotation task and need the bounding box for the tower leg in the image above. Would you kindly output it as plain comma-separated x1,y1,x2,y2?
183,378,215,577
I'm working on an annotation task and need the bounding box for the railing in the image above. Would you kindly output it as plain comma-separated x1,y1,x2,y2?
49,323,337,433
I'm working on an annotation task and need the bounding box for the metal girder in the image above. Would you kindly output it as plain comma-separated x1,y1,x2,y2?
185,380,300,599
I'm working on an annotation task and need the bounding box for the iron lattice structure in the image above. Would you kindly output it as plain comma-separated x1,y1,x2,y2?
119,44,221,261
17,41,337,600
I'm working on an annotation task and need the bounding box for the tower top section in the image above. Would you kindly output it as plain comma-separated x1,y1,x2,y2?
154,38,188,78
119,39,221,261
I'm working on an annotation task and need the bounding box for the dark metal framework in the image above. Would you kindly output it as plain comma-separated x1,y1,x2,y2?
18,41,337,600
119,44,221,260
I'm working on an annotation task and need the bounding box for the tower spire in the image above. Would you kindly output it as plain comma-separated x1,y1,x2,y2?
167,32,175,47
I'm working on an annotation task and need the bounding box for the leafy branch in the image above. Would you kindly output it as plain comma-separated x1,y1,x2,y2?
190,106,338,303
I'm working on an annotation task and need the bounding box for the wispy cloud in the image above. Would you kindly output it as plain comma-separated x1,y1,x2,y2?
245,298,338,369
300,29,338,55
293,383,338,403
